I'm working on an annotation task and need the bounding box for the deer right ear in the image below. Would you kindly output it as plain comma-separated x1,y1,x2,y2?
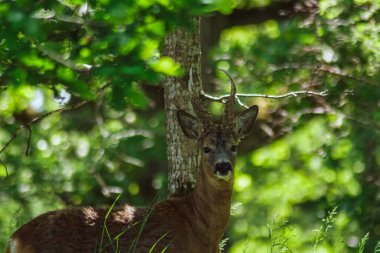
236,105,259,138
177,110,201,139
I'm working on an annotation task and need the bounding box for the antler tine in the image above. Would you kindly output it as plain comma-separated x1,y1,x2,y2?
188,68,212,130
219,69,237,129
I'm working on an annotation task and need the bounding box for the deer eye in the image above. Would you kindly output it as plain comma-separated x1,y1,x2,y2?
230,145,237,152
203,147,212,154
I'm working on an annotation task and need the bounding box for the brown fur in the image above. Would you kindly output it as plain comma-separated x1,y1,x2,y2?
6,164,232,253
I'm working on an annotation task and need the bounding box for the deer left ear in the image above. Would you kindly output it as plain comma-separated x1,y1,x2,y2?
177,110,201,139
236,105,259,138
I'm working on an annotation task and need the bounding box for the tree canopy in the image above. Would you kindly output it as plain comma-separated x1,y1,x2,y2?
1,0,380,252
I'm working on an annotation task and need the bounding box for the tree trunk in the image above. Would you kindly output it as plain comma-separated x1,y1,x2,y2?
163,17,202,197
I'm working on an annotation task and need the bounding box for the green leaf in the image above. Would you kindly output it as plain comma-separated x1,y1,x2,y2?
110,82,129,110
32,9,56,19
65,80,94,99
149,56,183,76
126,83,148,109
57,67,76,82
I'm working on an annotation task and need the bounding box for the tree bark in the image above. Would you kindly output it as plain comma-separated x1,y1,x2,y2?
163,17,202,197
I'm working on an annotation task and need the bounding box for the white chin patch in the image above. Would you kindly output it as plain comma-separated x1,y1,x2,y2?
215,171,232,181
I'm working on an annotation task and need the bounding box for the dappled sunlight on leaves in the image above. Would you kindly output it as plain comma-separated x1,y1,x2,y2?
1,0,380,251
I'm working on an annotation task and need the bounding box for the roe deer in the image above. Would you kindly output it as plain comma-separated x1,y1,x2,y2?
6,71,259,253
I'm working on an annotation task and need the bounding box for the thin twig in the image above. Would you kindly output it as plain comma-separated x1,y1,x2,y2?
235,96,249,108
0,127,23,155
55,16,108,27
203,89,328,103
0,159,8,177
34,43,92,72
0,108,69,157
295,106,380,133
307,64,321,91
266,63,377,87
318,65,377,87
0,83,111,158
25,126,32,156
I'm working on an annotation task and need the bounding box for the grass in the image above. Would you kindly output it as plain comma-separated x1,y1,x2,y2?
234,206,380,253
267,217,294,253
128,202,155,253
98,193,122,253
358,232,369,253
356,233,380,253
374,241,380,253
147,232,169,253
220,238,229,251
313,206,338,252
97,191,170,253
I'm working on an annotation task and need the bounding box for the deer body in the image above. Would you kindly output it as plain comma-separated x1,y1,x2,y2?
7,72,258,253
7,141,236,253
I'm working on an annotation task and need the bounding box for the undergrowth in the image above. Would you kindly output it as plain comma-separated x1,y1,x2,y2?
313,206,339,252
97,192,170,253
3,202,380,253
267,217,294,253
237,206,380,253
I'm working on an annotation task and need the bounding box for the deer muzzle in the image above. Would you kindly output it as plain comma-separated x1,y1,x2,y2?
214,162,233,180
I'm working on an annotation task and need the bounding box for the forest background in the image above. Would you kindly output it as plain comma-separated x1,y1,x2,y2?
0,0,380,252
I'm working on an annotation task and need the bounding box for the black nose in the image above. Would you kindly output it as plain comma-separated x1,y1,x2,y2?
214,162,232,175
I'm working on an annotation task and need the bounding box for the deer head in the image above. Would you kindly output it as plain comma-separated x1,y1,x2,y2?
177,70,259,183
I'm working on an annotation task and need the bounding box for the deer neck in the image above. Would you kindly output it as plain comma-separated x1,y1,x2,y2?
189,162,233,235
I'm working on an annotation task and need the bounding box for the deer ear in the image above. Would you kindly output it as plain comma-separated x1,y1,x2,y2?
236,105,259,138
177,110,201,139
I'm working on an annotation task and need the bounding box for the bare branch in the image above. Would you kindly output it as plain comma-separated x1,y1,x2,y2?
0,83,111,160
318,65,377,87
34,43,92,72
25,126,32,156
295,106,380,134
54,15,108,28
235,96,249,108
307,64,321,91
0,127,23,156
203,90,328,104
265,63,378,87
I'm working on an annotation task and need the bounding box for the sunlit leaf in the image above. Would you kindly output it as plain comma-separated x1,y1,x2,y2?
149,56,183,76
32,9,56,19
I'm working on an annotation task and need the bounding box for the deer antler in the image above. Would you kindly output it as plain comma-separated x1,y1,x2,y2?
219,69,236,131
188,68,212,131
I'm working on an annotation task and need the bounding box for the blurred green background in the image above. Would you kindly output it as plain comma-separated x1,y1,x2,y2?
1,0,380,252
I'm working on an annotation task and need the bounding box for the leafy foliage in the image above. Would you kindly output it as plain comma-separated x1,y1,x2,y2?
210,0,380,251
1,0,380,252
0,0,231,105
